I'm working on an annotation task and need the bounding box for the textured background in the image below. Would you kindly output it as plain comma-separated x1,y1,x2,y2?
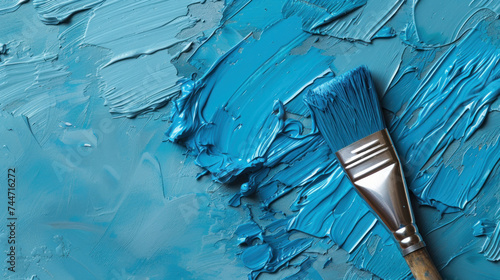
1,0,500,279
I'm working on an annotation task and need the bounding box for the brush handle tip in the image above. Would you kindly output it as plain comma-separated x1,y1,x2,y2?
404,247,442,280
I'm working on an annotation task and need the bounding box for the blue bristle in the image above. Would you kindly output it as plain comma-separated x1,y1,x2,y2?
304,66,386,152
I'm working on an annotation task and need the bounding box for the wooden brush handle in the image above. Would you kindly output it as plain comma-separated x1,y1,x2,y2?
404,247,442,280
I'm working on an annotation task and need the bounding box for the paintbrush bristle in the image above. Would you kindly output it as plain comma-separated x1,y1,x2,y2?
304,66,386,152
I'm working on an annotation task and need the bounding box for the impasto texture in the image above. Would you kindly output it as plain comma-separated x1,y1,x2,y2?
1,0,499,279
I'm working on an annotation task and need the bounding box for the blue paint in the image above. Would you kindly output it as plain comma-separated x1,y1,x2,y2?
323,257,332,268
1,0,500,279
304,66,385,152
167,17,333,184
283,0,404,42
0,52,88,146
0,0,27,15
188,0,285,74
165,5,500,279
473,219,497,237
244,218,313,279
83,0,199,117
384,18,500,213
283,0,367,31
371,26,396,39
397,0,500,49
242,243,273,270
480,221,500,261
33,0,104,24
165,16,411,280
235,221,264,245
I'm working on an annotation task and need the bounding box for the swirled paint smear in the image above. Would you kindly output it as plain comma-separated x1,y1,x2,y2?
283,0,404,42
33,0,104,25
236,217,314,279
83,0,199,116
398,0,500,49
383,18,500,213
371,26,396,40
0,0,27,15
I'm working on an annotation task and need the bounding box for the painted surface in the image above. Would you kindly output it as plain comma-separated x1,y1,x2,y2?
0,0,499,279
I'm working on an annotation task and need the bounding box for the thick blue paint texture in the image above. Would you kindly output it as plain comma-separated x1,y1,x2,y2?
83,0,199,117
166,4,500,280
0,0,27,15
33,0,104,24
473,219,497,237
383,18,500,213
481,221,500,261
235,221,264,246
188,0,287,81
371,26,396,40
1,0,500,280
239,218,314,279
283,0,367,31
1,3,247,280
168,17,333,183
401,0,500,48
304,66,386,152
166,16,412,280
283,0,404,42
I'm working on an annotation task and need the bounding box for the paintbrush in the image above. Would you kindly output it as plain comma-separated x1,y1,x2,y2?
305,66,442,280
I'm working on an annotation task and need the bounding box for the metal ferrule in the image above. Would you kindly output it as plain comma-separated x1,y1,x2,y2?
335,128,425,256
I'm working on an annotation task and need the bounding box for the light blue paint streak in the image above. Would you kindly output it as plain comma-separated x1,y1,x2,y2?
283,0,404,42
33,0,104,24
384,19,500,212
0,0,27,15
0,0,499,279
83,0,199,117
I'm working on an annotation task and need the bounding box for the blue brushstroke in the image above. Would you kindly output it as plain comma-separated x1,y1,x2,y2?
480,220,500,261
1,0,500,279
473,219,497,237
304,66,386,151
33,0,104,25
283,0,404,42
166,15,411,280
384,18,500,212
0,0,27,15
166,10,500,280
188,0,285,73
82,0,199,117
245,218,313,279
371,26,396,40
167,17,333,183
283,0,367,31
235,221,264,245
